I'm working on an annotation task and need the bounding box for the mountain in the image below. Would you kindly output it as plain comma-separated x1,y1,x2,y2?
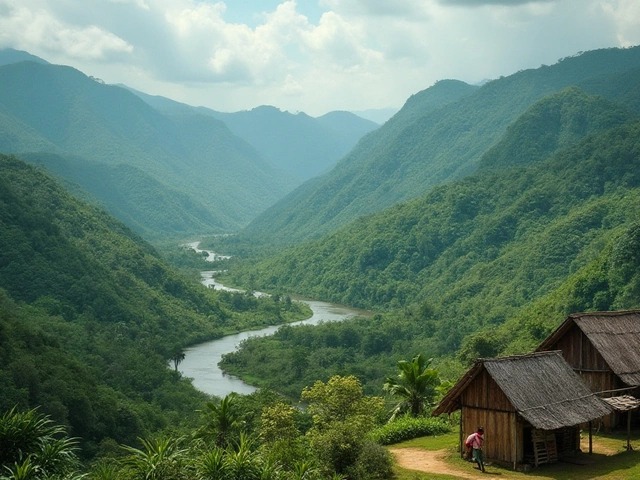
125,87,379,183
226,89,640,320
350,108,399,124
21,152,226,239
0,48,48,66
217,112,640,396
0,59,296,236
0,153,308,454
479,86,637,171
240,46,640,246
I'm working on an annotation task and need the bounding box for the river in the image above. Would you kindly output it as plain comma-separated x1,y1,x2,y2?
178,242,372,397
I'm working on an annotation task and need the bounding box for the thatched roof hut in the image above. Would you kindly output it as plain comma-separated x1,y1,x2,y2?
537,310,640,388
433,351,612,468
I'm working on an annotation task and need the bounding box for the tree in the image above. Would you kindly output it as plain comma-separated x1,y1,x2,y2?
301,376,388,478
0,407,82,480
383,353,441,420
195,394,242,448
120,436,187,480
171,349,186,372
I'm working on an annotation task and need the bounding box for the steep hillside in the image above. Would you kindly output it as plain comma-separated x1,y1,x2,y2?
0,61,295,233
218,116,640,397
21,152,226,239
226,111,640,336
0,154,309,455
127,86,379,183
241,46,640,246
479,86,636,170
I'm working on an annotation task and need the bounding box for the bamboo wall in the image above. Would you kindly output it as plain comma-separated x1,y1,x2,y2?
460,369,521,465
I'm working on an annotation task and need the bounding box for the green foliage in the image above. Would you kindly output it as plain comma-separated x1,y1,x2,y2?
195,394,242,448
302,376,390,477
0,407,82,480
370,416,451,445
241,46,640,246
383,354,441,419
0,61,296,236
0,155,310,458
120,437,187,480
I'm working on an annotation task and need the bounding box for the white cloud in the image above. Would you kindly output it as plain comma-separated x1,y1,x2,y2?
0,0,133,61
0,0,637,115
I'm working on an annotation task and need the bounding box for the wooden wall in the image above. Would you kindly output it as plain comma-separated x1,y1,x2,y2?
460,369,521,465
546,323,623,426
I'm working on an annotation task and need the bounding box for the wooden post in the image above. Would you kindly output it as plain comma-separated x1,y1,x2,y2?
627,410,632,451
512,412,517,470
589,421,593,454
459,412,464,458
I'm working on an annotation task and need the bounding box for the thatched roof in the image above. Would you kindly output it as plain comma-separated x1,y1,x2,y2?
433,351,612,430
537,310,640,386
603,395,640,412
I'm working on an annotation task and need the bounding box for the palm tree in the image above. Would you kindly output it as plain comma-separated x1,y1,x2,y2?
195,393,242,448
383,354,440,420
0,407,82,479
120,436,186,480
171,349,186,372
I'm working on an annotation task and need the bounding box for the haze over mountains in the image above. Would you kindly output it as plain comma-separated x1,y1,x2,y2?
125,87,380,182
0,49,377,239
240,47,640,246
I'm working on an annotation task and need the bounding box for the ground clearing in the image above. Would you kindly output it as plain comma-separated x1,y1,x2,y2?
390,431,640,480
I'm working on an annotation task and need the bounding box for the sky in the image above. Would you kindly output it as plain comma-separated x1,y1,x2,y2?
0,0,639,116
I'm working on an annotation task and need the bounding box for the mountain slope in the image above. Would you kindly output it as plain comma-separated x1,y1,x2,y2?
21,152,226,239
126,86,379,183
0,154,308,454
479,86,637,171
0,48,48,66
226,109,640,332
241,46,640,246
0,61,295,233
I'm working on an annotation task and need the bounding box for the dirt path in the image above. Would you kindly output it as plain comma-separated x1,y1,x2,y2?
390,447,490,479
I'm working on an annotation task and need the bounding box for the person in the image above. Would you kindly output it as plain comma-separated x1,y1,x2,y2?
465,426,485,472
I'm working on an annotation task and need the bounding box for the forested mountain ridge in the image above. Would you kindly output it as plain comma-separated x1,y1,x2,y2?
126,87,379,183
224,91,640,346
0,59,296,235
20,152,226,239
0,154,309,456
479,86,637,170
239,46,640,246
220,113,640,399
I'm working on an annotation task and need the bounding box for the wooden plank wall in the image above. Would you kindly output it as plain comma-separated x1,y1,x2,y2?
549,324,622,426
461,369,519,464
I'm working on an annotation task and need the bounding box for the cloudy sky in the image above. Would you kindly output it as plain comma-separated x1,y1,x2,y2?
1,0,638,116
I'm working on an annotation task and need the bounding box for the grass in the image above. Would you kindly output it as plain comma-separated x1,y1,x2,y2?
390,430,640,479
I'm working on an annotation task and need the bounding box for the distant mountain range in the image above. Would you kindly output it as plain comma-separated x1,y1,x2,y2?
238,47,640,246
0,49,376,239
123,87,379,182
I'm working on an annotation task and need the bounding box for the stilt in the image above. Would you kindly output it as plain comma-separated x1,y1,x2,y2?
627,410,633,451
588,421,592,454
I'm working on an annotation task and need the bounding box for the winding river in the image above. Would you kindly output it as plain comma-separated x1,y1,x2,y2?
178,242,372,398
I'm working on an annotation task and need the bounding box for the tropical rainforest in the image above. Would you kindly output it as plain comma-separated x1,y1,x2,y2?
3,45,640,479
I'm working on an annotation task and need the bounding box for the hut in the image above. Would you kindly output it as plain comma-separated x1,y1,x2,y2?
432,351,612,469
536,310,640,427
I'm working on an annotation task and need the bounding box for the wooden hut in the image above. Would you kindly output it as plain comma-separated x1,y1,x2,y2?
432,351,612,469
536,310,640,426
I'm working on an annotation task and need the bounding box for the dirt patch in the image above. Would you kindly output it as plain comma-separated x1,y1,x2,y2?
389,447,493,479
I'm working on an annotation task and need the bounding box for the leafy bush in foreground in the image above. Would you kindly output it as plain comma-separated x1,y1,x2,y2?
371,416,451,445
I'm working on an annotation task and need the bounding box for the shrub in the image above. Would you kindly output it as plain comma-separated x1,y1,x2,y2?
370,416,451,445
